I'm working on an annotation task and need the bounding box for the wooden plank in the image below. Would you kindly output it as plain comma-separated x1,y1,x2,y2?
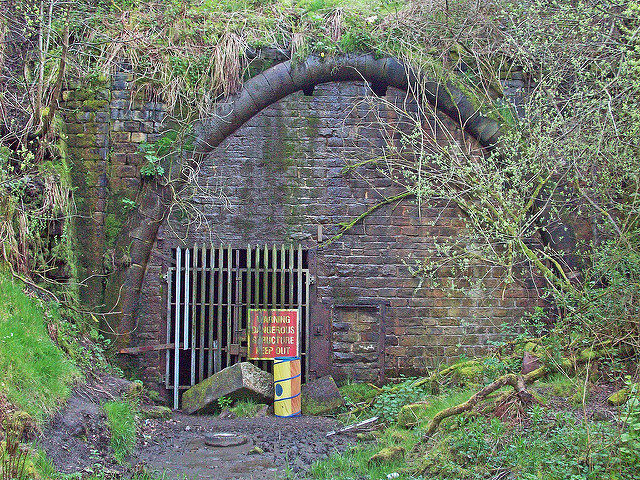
207,245,214,377
165,267,172,389
121,343,175,355
173,247,182,409
228,344,248,356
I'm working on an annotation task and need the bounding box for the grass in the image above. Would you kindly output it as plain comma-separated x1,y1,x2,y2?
339,381,380,405
229,399,264,417
306,426,420,480
305,388,475,480
0,274,79,422
104,400,137,463
535,372,593,407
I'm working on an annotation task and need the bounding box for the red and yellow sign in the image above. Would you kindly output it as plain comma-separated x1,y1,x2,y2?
247,309,299,360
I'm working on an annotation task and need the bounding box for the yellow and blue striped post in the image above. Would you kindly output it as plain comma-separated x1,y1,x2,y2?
273,357,301,417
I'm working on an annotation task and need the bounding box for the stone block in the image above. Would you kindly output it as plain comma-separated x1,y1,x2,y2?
301,375,344,415
112,132,130,143
130,132,147,143
181,362,274,414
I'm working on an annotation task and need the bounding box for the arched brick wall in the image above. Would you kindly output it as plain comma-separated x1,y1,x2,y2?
135,82,543,390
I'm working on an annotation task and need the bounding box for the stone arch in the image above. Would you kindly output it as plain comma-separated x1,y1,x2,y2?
115,53,576,347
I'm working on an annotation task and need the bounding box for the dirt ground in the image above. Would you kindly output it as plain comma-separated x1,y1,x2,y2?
137,414,357,480
38,375,359,480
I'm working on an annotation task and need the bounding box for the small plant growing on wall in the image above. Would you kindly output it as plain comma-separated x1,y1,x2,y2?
138,142,165,178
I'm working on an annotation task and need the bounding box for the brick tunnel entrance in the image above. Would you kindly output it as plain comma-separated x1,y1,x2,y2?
131,81,541,399
165,245,311,406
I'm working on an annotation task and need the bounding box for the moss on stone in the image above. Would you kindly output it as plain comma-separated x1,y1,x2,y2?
82,99,109,110
305,113,320,139
452,361,483,385
368,446,405,464
301,399,335,416
607,388,630,406
141,405,172,420
397,401,432,428
71,132,98,148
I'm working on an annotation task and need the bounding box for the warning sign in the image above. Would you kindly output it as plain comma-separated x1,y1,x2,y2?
247,309,299,360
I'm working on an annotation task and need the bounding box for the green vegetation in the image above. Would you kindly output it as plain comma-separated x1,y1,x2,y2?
217,395,233,410
0,274,78,422
339,381,379,405
418,409,639,480
308,425,418,480
104,400,138,463
229,399,265,417
1,0,639,479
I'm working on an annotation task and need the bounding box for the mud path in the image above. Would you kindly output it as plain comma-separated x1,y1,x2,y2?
138,414,357,480
38,377,358,480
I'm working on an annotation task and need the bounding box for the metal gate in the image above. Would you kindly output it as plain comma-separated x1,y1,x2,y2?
165,245,310,409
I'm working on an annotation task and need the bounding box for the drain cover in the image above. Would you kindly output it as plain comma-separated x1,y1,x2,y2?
203,433,248,447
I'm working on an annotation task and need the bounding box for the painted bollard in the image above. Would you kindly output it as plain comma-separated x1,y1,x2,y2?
273,357,301,417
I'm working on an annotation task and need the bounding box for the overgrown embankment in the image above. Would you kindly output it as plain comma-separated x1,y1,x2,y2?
0,274,79,423
308,343,640,480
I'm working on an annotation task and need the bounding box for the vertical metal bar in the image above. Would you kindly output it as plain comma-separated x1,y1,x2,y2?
183,248,191,350
263,244,269,310
305,261,310,376
262,244,268,372
297,245,303,360
217,245,223,372
280,244,285,309
234,248,241,362
226,245,232,367
271,244,277,310
165,267,172,389
246,244,252,350
190,246,197,386
173,247,182,410
207,246,214,377
254,245,260,318
289,245,294,308
199,245,206,383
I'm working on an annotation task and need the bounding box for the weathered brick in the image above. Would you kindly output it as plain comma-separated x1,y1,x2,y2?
64,74,539,386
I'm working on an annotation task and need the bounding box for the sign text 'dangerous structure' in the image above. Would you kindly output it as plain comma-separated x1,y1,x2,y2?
248,309,299,360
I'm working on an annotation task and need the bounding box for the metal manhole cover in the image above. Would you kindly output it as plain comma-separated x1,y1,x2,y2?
203,433,248,447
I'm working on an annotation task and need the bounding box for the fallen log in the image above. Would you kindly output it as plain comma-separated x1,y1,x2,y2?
423,366,546,438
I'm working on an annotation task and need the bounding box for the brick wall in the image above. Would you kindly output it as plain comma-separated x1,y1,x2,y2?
62,66,166,308
135,81,542,387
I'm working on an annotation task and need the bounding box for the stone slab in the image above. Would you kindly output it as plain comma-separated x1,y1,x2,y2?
182,362,274,414
301,375,344,415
